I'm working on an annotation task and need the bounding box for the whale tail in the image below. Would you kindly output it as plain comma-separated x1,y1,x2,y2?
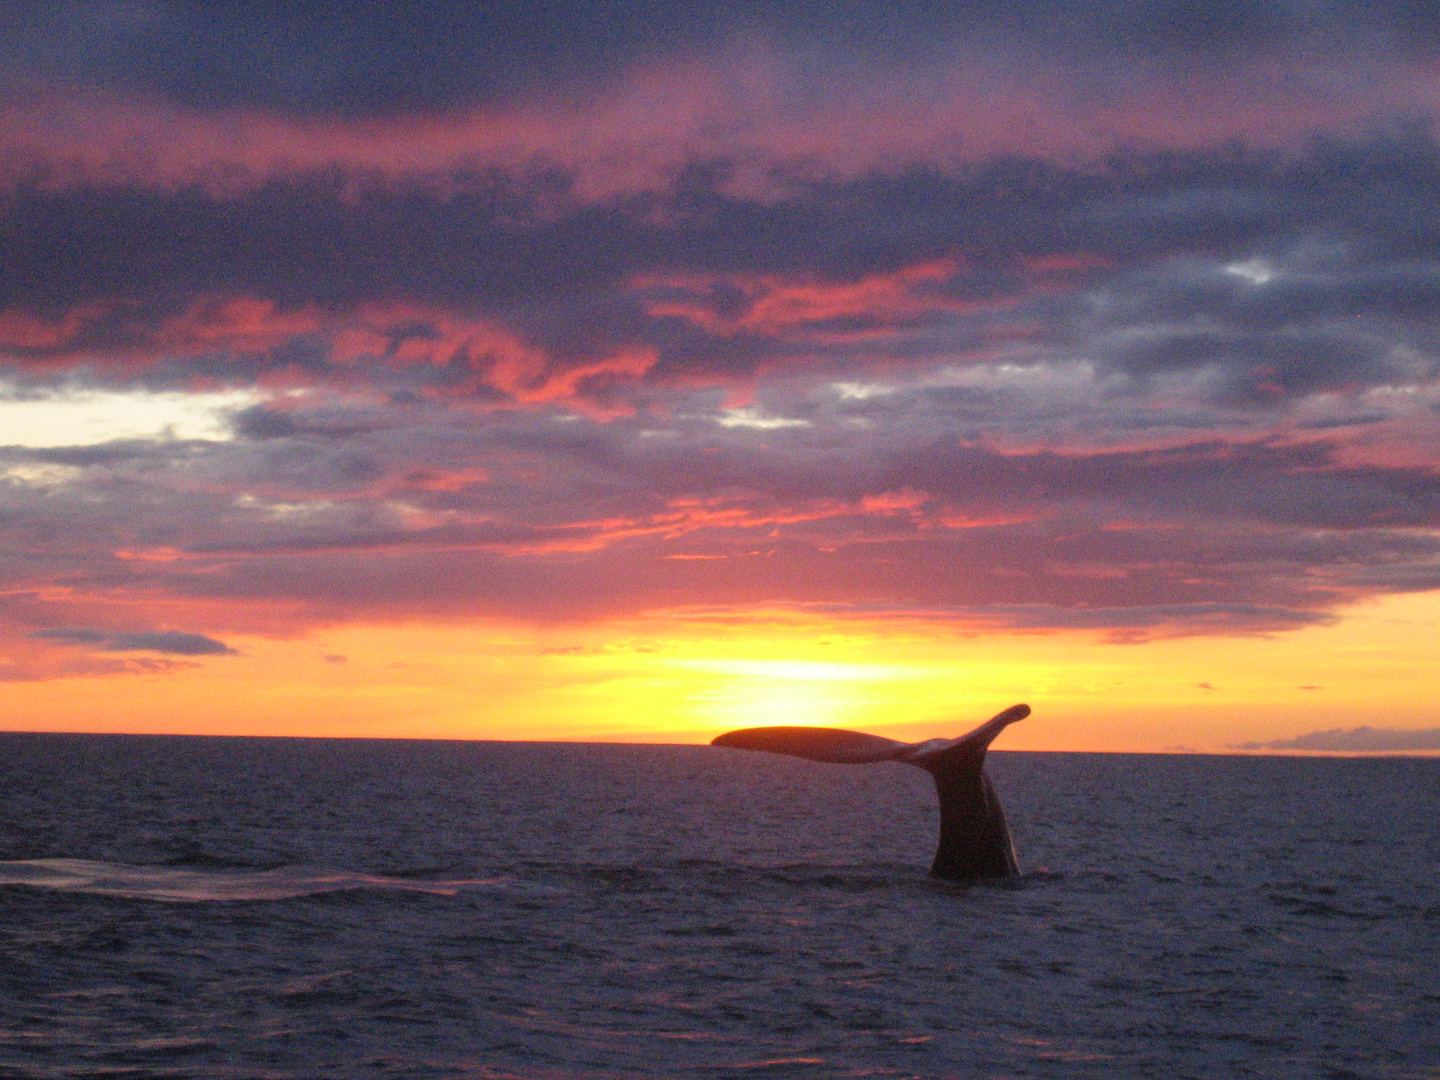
898,703,1030,770
915,704,1028,880
711,703,1029,882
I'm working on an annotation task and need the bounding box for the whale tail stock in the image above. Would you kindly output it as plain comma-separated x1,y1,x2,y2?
711,703,1030,882
915,703,1029,880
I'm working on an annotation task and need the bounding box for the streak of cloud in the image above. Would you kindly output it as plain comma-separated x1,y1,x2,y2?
29,627,237,656
1237,727,1440,752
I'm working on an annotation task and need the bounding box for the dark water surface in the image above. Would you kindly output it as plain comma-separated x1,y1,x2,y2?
1,734,1437,1079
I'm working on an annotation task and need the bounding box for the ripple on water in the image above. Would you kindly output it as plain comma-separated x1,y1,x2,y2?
0,736,1437,1079
0,858,561,902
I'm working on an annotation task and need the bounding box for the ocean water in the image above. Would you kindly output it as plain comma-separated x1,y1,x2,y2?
0,734,1437,1079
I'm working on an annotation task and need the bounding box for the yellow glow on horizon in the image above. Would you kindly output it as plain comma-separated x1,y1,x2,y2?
4,589,1440,752
673,658,921,682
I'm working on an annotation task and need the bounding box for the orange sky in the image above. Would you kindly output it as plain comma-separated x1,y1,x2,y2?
7,590,1438,752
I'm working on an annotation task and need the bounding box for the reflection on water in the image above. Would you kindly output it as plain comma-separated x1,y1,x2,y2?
0,733,1437,1078
0,858,546,902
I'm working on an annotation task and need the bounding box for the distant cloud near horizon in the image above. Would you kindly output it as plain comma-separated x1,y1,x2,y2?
1237,727,1440,752
30,627,109,644
106,632,237,657
31,628,237,657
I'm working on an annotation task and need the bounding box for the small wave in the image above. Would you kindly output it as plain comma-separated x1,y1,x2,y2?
0,858,557,903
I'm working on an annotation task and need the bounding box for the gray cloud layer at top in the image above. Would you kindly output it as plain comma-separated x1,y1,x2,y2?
9,1,1440,116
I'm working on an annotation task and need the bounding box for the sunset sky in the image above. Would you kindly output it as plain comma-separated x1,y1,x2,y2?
4,1,1440,750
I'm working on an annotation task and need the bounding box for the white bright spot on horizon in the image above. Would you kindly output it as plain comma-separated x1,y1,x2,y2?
0,385,263,447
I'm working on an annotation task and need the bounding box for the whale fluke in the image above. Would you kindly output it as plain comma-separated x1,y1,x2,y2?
710,726,912,763
712,703,1030,881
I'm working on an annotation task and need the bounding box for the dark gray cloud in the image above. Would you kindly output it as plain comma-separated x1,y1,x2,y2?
28,625,237,656
105,631,237,656
9,1,1440,117
233,405,299,440
30,626,107,643
1238,726,1440,751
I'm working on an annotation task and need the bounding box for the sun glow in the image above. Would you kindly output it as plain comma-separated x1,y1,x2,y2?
6,591,1440,751
664,656,1016,732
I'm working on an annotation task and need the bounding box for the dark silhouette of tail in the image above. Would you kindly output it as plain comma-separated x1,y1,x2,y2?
712,703,1030,881
904,703,1027,879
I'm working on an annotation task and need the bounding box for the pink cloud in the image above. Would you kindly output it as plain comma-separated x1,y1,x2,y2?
6,49,1439,198
631,260,1017,342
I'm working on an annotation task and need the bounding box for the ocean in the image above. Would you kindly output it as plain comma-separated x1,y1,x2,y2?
0,733,1436,1079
